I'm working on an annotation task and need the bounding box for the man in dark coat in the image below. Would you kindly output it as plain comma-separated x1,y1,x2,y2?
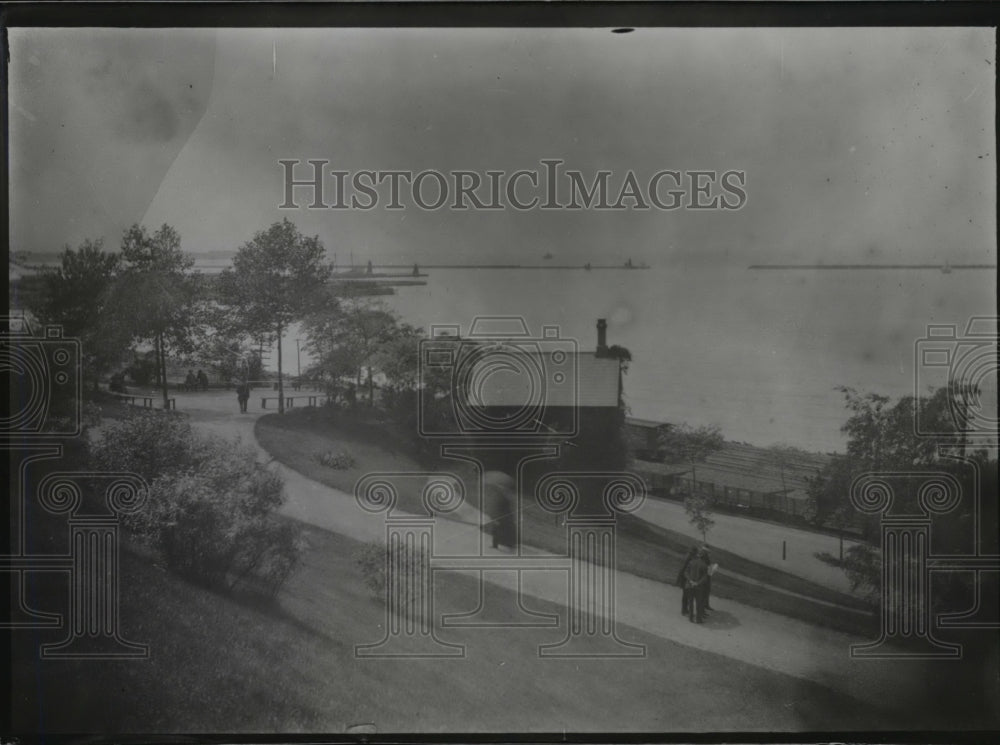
236,381,251,413
684,550,710,623
676,546,699,616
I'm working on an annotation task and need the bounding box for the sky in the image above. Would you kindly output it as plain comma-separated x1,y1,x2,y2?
9,27,996,267
7,26,997,451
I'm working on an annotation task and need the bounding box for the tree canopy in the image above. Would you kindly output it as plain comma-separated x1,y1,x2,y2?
218,219,333,412
32,238,126,390
107,223,204,406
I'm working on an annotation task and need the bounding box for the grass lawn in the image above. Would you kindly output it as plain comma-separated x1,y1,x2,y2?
255,409,875,636
12,518,921,733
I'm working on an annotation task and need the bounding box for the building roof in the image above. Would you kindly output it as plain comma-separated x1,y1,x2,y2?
625,417,669,430
680,464,797,496
630,460,691,477
622,418,831,501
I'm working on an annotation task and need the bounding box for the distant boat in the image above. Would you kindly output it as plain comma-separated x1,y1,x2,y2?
543,252,554,260
942,261,952,274
584,262,591,271
625,258,634,268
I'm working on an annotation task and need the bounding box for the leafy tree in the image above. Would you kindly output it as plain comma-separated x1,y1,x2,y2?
218,219,333,413
599,344,632,370
107,224,204,407
374,322,423,393
304,297,400,407
597,343,632,408
658,422,725,486
810,385,965,531
685,492,715,543
658,422,725,541
32,239,127,392
811,384,995,608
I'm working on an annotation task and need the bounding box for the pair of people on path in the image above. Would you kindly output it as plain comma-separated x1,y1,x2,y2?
677,544,715,624
185,369,209,391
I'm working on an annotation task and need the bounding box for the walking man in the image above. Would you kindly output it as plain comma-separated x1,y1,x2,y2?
236,380,251,413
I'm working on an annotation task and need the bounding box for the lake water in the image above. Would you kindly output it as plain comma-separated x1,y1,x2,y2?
273,265,995,454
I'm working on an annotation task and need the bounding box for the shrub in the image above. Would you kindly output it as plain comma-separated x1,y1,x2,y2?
92,415,303,596
91,409,196,484
312,449,356,470
354,539,427,605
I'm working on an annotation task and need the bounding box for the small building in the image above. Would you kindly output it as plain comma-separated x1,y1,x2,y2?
452,319,625,477
623,415,831,522
625,417,670,461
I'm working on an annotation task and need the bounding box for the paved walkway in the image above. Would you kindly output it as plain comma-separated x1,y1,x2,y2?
164,390,925,715
635,497,861,594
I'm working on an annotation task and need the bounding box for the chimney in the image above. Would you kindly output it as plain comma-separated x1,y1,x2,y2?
596,318,608,355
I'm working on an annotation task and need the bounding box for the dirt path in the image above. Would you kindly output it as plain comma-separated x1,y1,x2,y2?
172,390,925,715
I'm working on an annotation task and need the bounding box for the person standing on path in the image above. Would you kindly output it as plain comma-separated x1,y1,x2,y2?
701,545,716,612
236,380,251,413
676,546,699,616
684,550,710,623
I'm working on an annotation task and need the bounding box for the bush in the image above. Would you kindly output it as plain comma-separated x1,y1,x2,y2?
91,409,196,484
312,449,356,470
92,413,303,596
354,539,427,605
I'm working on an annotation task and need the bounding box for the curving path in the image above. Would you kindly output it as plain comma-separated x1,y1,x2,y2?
164,389,925,716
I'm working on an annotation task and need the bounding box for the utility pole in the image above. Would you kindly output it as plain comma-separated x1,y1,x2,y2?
277,323,284,414
296,338,301,378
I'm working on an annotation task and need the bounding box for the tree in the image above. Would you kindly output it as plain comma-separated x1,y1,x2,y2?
304,297,400,407
374,322,423,393
685,492,715,543
658,422,725,541
600,343,632,408
811,384,994,607
658,422,725,489
218,219,333,413
108,224,204,408
32,238,126,392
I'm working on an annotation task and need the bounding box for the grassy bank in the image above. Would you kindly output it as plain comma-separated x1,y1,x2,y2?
255,408,876,636
11,516,910,732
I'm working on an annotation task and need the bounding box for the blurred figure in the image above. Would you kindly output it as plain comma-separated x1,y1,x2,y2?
185,370,197,391
196,369,209,391
482,471,517,550
236,380,251,413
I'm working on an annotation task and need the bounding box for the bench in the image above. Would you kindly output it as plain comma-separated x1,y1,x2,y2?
260,394,328,409
110,392,175,410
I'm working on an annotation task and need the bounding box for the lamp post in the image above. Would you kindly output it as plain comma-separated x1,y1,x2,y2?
296,338,301,379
